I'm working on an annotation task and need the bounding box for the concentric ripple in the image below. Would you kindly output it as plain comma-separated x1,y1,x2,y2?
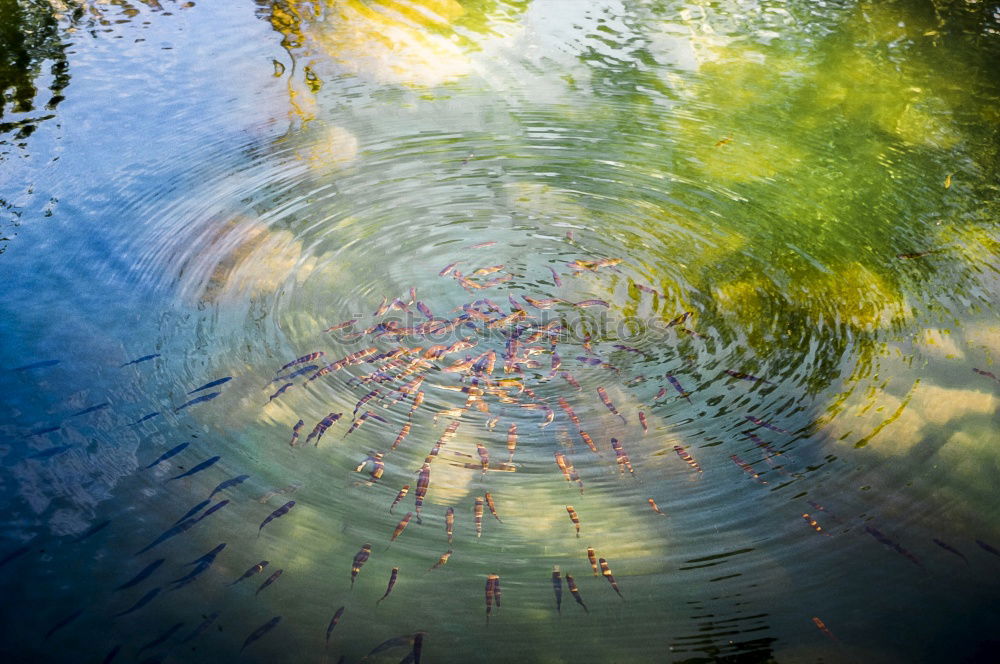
2,1,999,663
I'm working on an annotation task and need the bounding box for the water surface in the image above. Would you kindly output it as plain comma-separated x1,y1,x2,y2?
1,1,999,662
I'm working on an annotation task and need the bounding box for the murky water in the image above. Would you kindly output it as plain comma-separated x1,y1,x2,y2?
2,1,999,662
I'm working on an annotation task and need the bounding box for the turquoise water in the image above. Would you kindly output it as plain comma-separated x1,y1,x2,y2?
1,1,999,662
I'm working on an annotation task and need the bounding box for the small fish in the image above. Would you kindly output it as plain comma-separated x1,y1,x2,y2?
865,526,922,567
574,299,609,308
267,382,293,403
612,344,644,355
390,486,410,514
231,561,269,586
548,566,563,614
634,283,663,298
144,443,189,469
508,294,525,312
430,549,453,571
714,136,732,147
258,501,296,537
568,258,621,271
578,430,598,454
802,513,829,536
415,464,431,523
474,497,484,538
240,616,281,653
931,538,967,563
24,425,60,437
483,274,513,288
167,455,220,482
896,249,945,260
325,607,345,648
26,445,72,460
724,369,773,385
208,474,250,499
256,569,283,595
445,506,455,544
0,542,33,568
121,354,160,368
345,410,387,437
548,266,562,287
409,391,424,419
485,492,502,522
523,295,562,310
180,612,219,644
470,241,496,249
557,398,580,428
173,499,211,525
665,374,691,403
376,567,399,605
188,377,232,394
731,454,767,484
194,500,229,523
174,391,221,412
566,505,581,538
561,372,581,390
506,423,518,462
745,432,781,457
673,445,702,473
69,402,110,418
130,412,160,425
587,547,599,575
474,264,505,275
439,262,460,277
599,558,623,598
476,443,490,476
306,412,342,446
648,498,666,516
101,645,122,664
175,566,224,598
184,543,226,568
134,519,198,556
351,544,372,588
137,622,185,655
485,574,500,624
565,573,588,612
745,415,791,434
323,319,356,333
114,587,160,617
597,387,627,425
373,297,390,317
275,350,326,373
114,558,166,592
812,616,839,643
973,368,1000,384
354,389,383,416
71,519,110,544
554,452,573,483
416,301,434,319
288,419,304,447
976,539,1000,558
45,608,84,639
610,438,635,477
12,359,60,372
388,513,413,547
638,411,648,434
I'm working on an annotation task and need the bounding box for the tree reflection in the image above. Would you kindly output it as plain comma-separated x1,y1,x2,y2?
0,0,70,153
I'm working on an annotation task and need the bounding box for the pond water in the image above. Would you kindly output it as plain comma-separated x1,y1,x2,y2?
1,1,998,662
